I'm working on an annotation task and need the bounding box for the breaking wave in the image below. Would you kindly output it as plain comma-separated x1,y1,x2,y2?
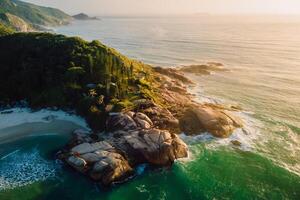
0,148,60,191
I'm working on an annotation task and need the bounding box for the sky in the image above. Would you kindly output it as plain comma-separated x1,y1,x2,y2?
23,0,300,16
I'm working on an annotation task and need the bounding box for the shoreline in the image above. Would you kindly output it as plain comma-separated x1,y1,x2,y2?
0,120,86,145
0,108,90,130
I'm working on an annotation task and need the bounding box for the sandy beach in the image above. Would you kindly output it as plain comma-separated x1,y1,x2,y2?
0,108,90,144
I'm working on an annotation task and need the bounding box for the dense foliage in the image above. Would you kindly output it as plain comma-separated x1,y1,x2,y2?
0,32,156,129
0,0,71,27
0,22,14,35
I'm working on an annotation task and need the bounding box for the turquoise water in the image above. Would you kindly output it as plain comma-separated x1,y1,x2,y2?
1,136,299,200
1,16,300,199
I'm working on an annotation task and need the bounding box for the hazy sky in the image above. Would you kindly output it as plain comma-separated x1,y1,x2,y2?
24,0,300,16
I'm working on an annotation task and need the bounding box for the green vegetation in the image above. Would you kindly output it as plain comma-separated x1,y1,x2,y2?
0,22,14,35
0,32,158,130
0,0,71,30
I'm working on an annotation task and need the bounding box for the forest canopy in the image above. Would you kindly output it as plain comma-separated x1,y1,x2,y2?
0,32,156,129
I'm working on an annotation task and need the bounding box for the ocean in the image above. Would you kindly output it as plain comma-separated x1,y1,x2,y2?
1,15,300,199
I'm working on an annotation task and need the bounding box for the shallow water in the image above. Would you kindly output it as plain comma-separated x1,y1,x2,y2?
1,16,300,199
1,136,299,200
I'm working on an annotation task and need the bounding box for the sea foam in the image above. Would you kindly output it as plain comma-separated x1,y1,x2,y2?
0,148,60,191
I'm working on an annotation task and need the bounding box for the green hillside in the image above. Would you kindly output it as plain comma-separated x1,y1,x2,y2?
0,0,71,28
0,32,157,129
0,21,14,35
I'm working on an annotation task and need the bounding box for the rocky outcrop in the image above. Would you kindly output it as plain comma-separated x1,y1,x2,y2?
0,13,33,32
106,113,138,132
179,62,228,75
154,65,243,138
154,67,194,85
64,140,133,185
58,64,244,187
58,112,188,186
124,129,188,165
179,105,243,138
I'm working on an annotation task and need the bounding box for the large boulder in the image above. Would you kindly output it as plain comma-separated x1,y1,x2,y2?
59,112,189,186
124,129,188,165
154,67,194,84
89,151,133,185
133,112,153,129
64,140,133,186
179,106,243,138
67,156,87,169
106,113,137,131
142,106,180,133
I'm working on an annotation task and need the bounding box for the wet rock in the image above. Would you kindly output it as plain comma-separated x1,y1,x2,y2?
59,123,188,186
67,156,87,169
124,129,188,165
154,67,194,84
80,153,102,163
179,105,243,138
143,106,180,133
179,63,227,75
89,152,133,185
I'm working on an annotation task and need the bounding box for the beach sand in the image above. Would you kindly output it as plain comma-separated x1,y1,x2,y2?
0,120,85,144
0,108,90,144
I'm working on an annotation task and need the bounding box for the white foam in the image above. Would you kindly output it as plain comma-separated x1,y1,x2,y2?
0,108,90,130
0,148,60,191
179,111,263,152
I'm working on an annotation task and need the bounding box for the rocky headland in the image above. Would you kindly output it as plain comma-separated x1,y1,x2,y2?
0,27,243,187
57,65,243,186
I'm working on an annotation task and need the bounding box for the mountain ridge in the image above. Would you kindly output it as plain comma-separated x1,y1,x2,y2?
0,0,72,31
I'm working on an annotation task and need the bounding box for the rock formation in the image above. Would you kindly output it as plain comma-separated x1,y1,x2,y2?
58,65,243,186
58,111,188,186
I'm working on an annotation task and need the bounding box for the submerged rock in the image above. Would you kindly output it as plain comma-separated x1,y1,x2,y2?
179,63,228,75
179,105,243,138
154,67,194,84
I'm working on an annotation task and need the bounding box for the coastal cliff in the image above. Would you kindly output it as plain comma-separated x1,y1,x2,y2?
0,0,72,31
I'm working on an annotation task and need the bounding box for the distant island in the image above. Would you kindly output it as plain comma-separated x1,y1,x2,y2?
73,13,100,21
